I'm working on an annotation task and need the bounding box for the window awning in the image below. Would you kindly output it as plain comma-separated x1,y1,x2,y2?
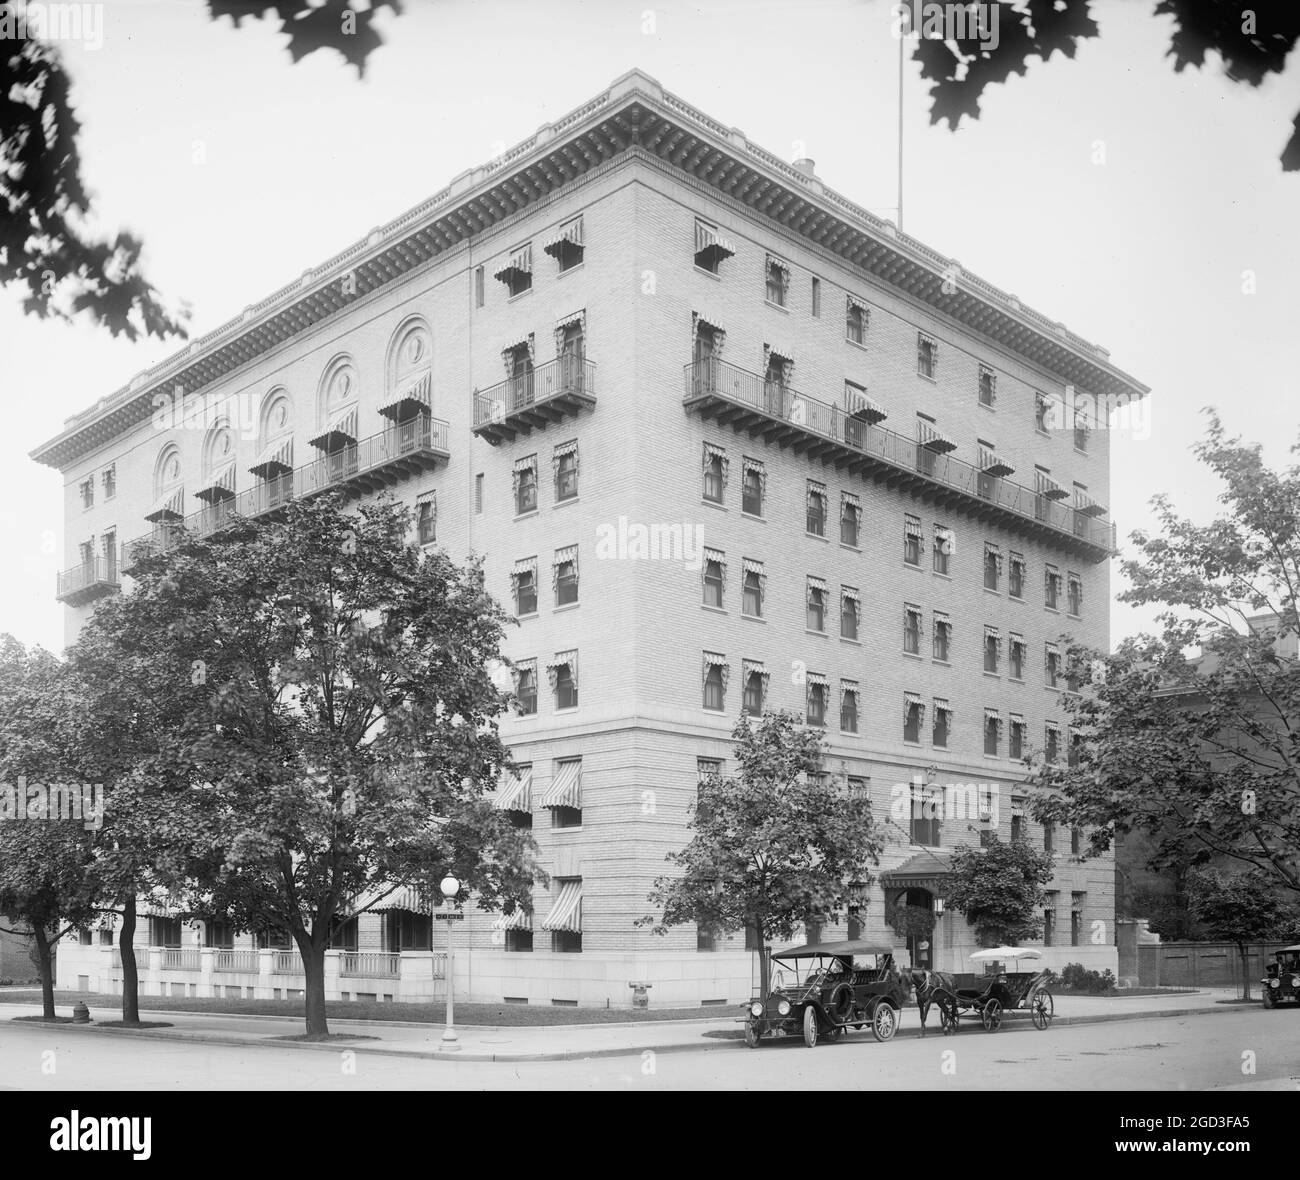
512,557,537,579
742,557,764,576
844,386,886,424
904,516,922,540
1010,632,1025,647
840,492,860,518
847,293,870,315
249,435,294,478
703,441,727,473
513,454,537,475
743,659,769,680
934,697,951,716
765,253,790,275
1075,490,1106,516
985,707,1001,722
807,575,828,595
543,216,584,257
880,849,953,891
904,691,924,717
494,766,532,813
933,609,950,624
979,448,1015,477
352,884,432,914
918,420,957,453
144,487,186,522
703,546,726,573
492,906,533,931
805,671,828,687
309,406,358,450
195,461,237,504
985,543,1004,570
841,585,860,603
984,625,1001,642
494,243,533,282
554,544,578,570
840,680,858,702
541,879,582,933
378,371,432,421
702,650,728,669
543,760,582,810
1037,472,1068,499
806,481,827,508
694,221,735,264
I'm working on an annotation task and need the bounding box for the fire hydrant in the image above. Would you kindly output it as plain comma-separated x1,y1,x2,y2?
72,1002,91,1024
628,982,651,1009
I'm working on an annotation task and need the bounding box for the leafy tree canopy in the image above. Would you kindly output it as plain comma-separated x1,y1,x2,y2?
945,837,1055,947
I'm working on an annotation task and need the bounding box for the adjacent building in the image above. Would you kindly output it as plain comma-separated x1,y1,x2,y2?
38,70,1147,1006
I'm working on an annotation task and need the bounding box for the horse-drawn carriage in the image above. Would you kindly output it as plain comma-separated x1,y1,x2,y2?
913,947,1054,1034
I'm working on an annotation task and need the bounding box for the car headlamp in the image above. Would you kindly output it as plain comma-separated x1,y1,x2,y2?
1292,976,1300,989
777,999,791,1016
1269,977,1280,988
750,1000,764,1017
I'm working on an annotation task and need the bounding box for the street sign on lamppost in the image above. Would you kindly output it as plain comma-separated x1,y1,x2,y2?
439,875,461,1052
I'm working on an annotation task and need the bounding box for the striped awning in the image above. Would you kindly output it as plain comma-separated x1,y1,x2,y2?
249,435,293,478
806,481,827,508
1037,471,1068,499
543,216,584,255
378,371,432,420
144,487,185,522
195,461,237,503
492,906,533,931
841,492,860,518
934,697,951,716
494,765,532,812
805,670,829,688
494,243,533,281
694,220,735,262
980,448,1015,477
918,421,957,453
513,454,536,474
541,880,583,933
847,293,870,315
741,557,764,576
984,625,1001,643
702,546,726,577
844,387,886,423
985,707,1001,722
352,884,432,914
743,659,768,681
841,585,860,603
543,760,582,809
904,515,922,539
904,691,924,718
512,556,537,579
309,406,358,450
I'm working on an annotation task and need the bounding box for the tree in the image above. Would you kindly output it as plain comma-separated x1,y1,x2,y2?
910,0,1300,171
0,637,98,1018
0,2,399,339
945,837,1055,947
641,711,883,998
1187,867,1296,1000
1030,414,1300,901
105,494,537,1038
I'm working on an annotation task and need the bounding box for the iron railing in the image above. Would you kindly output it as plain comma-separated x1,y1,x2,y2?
683,358,1112,555
473,355,596,429
55,556,120,602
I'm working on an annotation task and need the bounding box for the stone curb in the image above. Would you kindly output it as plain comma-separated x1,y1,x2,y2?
21,1002,1233,1064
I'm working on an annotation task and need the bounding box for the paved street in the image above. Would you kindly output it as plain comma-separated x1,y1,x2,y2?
0,1008,1295,1090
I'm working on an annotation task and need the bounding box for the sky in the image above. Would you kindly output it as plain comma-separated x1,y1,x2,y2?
4,0,1298,654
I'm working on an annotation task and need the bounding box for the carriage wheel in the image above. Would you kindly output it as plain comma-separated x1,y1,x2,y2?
802,1006,819,1048
744,1020,760,1048
940,997,959,1036
981,998,1003,1032
1031,990,1054,1030
871,1001,899,1042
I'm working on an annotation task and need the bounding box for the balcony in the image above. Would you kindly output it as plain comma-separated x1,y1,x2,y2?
683,358,1114,562
473,355,596,445
120,417,449,574
56,556,120,605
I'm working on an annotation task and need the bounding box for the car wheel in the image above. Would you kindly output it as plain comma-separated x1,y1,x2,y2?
802,1006,819,1048
871,1001,898,1042
982,998,1003,1032
744,1021,760,1048
1031,991,1054,1030
1263,987,1277,1009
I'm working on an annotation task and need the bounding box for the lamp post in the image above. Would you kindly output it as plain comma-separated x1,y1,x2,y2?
439,875,460,1052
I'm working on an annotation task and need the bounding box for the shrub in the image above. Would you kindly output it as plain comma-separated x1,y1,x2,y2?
1057,962,1116,994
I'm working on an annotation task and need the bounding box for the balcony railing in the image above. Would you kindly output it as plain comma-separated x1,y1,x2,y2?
473,355,596,444
121,418,449,574
683,358,1113,561
161,948,201,971
56,556,120,605
339,951,400,978
271,950,302,975
213,949,262,973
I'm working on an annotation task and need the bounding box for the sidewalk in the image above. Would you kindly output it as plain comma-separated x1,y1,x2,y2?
1,987,1244,1062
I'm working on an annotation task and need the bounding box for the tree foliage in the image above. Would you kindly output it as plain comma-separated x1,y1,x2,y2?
642,711,883,996
914,0,1300,171
1187,866,1297,998
944,837,1055,947
1030,413,1300,901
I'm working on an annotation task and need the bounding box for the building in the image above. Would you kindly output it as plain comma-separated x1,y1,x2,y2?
36,70,1146,1006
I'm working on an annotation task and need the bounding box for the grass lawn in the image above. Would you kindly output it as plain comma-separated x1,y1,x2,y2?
1060,986,1197,998
0,989,735,1026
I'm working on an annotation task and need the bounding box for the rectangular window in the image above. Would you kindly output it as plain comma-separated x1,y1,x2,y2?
910,785,941,846
978,365,996,407
984,710,1001,756
475,265,485,307
1011,802,1024,843
102,465,116,500
416,494,436,545
932,701,950,749
79,477,94,510
984,626,1001,674
984,543,1002,592
915,412,938,476
1071,827,1082,856
703,444,727,504
554,443,578,501
1045,724,1060,763
1035,393,1050,433
1071,908,1083,947
917,332,937,379
702,549,725,608
742,662,767,715
903,604,922,654
554,547,579,606
806,577,827,632
1045,645,1061,688
512,560,538,616
515,661,538,716
933,525,952,575
1074,404,1090,452
811,276,821,317
904,514,922,566
765,256,789,307
840,494,861,547
806,481,827,536
1009,715,1025,760
932,613,951,662
548,216,585,272
515,457,538,515
1068,729,1084,768
1044,823,1055,854
1043,905,1056,947
846,298,867,345
1045,565,1061,609
1009,634,1026,680
694,219,734,274
742,458,765,516
1009,552,1025,599
505,929,533,952
843,379,868,448
903,695,924,744
742,560,764,618
475,473,483,514
1068,573,1083,617
498,243,533,297
840,588,859,640
840,682,859,733
551,653,578,710
806,678,827,728
702,654,727,712
101,531,116,577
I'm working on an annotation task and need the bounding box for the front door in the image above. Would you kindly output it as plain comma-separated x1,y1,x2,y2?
902,887,936,970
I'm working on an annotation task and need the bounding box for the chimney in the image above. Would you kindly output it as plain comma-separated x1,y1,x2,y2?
793,158,816,178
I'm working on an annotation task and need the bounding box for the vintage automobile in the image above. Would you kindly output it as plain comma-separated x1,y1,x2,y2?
742,939,911,1048
1262,944,1300,1008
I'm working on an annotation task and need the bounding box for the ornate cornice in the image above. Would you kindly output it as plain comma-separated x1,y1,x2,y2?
32,69,1147,472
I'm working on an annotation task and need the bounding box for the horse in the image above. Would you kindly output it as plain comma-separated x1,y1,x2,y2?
909,968,958,1036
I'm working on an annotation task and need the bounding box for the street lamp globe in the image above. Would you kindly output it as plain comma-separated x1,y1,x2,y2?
440,875,460,901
